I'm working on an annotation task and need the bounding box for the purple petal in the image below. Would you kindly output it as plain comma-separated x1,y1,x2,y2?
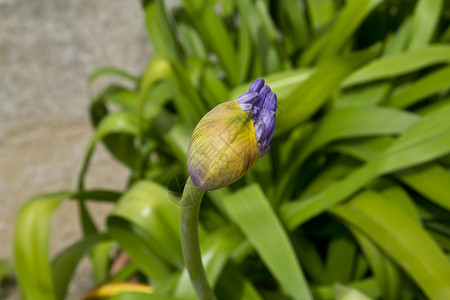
263,123,275,146
254,85,271,107
259,145,270,157
251,105,261,120
254,121,265,142
262,92,277,111
248,78,265,93
237,92,258,105
239,103,252,112
258,109,276,137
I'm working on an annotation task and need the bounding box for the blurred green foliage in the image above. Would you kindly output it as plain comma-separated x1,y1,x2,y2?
0,260,13,298
13,0,450,299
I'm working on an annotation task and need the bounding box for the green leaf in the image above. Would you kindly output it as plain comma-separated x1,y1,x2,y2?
88,67,137,86
176,14,207,60
294,107,417,165
139,55,205,125
281,102,450,229
408,0,444,50
440,24,450,42
353,252,369,280
237,0,282,74
14,190,122,299
378,183,420,221
199,67,229,108
324,235,357,283
331,190,450,299
148,109,192,164
0,260,13,283
337,83,390,108
334,283,374,300
181,0,239,86
302,0,382,65
230,68,313,101
107,219,172,283
276,106,417,203
305,0,335,32
142,0,180,61
397,163,450,212
14,192,71,300
311,278,380,300
52,235,106,299
416,97,450,116
383,17,411,56
78,201,98,237
350,230,401,300
343,45,450,87
278,48,379,134
294,237,326,284
223,184,312,300
388,65,450,108
107,181,182,283
332,138,450,213
74,190,122,202
92,240,115,284
380,102,450,173
78,112,139,189
237,9,253,83
215,263,264,300
278,0,310,51
99,89,140,114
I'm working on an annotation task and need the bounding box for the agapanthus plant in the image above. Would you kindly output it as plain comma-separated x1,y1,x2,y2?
182,78,277,299
14,1,450,299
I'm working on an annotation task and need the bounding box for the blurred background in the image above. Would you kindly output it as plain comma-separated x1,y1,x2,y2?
1,0,151,298
2,0,450,299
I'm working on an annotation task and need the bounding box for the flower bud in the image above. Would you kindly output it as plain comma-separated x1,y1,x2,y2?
187,78,277,191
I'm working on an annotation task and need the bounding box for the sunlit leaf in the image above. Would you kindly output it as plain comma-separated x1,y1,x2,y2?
14,192,71,300
343,45,450,87
331,191,450,299
223,184,312,300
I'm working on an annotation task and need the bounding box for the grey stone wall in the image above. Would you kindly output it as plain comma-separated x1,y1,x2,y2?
0,0,151,298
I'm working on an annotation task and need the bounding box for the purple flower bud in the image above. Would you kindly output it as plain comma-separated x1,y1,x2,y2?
262,92,277,111
254,121,265,141
256,85,271,106
251,106,261,121
238,103,252,112
259,123,275,152
258,109,276,138
259,145,270,157
237,92,259,105
235,78,277,157
248,78,265,93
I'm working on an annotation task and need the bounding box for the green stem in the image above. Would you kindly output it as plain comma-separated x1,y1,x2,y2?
180,177,216,300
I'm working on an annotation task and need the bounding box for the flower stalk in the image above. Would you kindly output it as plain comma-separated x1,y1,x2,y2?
179,177,216,300
180,78,276,299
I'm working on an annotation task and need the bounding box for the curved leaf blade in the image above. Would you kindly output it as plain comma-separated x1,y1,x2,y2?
343,45,450,87
282,103,450,229
388,65,450,108
408,0,444,50
52,235,106,299
107,181,182,284
331,191,450,299
278,48,378,134
223,184,312,300
88,67,137,86
14,192,71,300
